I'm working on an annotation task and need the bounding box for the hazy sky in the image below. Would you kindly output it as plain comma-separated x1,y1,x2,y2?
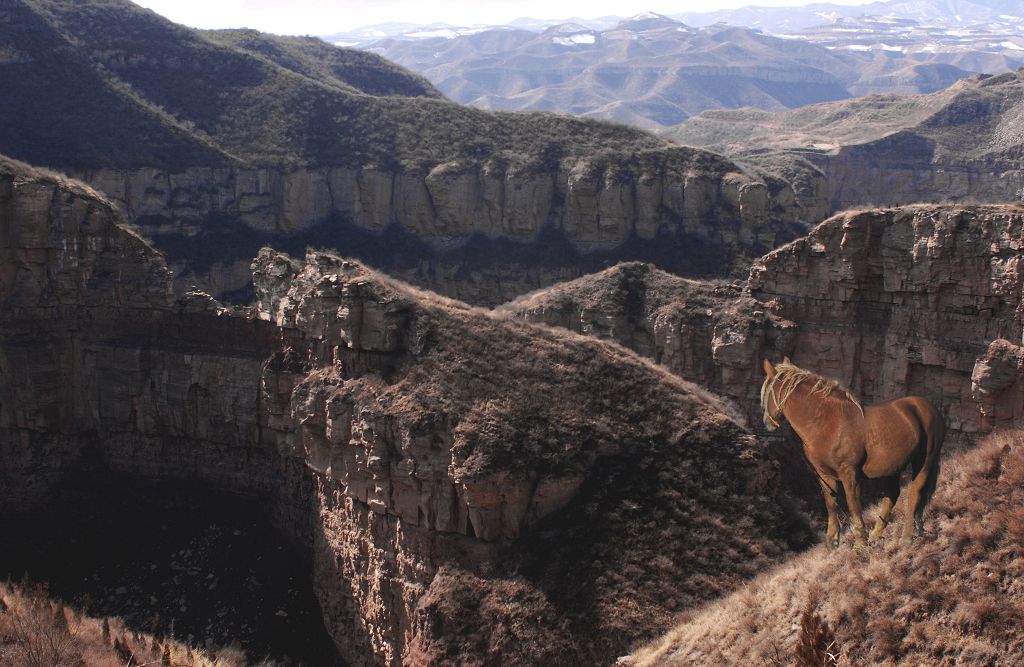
132,0,876,35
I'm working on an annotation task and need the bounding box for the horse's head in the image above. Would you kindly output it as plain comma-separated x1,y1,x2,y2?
760,357,790,431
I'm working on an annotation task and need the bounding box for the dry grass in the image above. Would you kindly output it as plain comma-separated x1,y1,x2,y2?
626,429,1024,667
0,581,251,667
0,154,114,207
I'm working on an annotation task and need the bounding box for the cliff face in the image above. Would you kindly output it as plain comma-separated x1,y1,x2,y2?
0,155,287,510
1,157,803,666
73,156,797,306
504,205,1024,438
0,0,806,308
811,135,1024,213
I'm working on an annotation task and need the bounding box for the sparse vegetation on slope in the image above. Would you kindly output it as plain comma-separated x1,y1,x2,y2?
0,0,234,169
202,29,443,99
7,0,679,172
0,581,248,667
626,429,1024,666
495,261,741,363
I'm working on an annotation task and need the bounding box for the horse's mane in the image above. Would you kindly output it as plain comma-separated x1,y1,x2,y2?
760,362,864,425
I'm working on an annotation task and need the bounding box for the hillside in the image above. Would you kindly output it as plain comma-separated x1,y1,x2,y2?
201,28,443,99
496,262,741,362
5,0,664,171
625,429,1024,666
667,71,1023,157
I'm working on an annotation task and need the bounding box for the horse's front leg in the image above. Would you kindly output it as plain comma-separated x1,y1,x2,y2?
838,465,866,547
817,473,841,549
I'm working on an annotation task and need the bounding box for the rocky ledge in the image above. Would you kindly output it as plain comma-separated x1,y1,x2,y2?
1,155,805,665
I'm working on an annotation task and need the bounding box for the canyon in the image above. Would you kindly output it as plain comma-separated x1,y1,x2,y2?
3,2,1024,665
0,155,805,665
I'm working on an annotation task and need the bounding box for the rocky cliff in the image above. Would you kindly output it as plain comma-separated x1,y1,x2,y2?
0,156,805,665
504,205,1024,439
73,148,797,306
0,155,282,510
252,248,808,665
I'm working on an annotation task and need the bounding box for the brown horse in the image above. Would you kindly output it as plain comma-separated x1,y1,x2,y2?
761,358,944,547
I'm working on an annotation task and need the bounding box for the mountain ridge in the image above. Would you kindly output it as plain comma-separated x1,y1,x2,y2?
1,0,805,304
668,69,1024,214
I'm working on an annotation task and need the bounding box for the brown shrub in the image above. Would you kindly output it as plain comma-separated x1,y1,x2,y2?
795,608,839,667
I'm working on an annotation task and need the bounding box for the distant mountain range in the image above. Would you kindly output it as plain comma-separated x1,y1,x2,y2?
327,0,1024,46
356,10,1023,129
673,0,1024,32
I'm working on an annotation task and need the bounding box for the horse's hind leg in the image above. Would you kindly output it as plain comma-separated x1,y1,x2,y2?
903,457,943,543
868,475,900,543
817,473,841,549
902,460,928,543
838,465,867,547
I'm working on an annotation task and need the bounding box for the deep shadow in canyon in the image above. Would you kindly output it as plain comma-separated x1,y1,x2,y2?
147,212,785,304
0,474,344,667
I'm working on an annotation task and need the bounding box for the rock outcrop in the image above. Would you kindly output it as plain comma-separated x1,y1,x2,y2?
971,338,1024,430
1,156,805,666
750,204,1024,435
504,205,1024,439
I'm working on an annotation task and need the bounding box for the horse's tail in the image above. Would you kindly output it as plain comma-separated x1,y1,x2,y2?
919,401,946,509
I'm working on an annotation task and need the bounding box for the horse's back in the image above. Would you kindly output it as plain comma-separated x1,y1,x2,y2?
862,395,943,477
893,395,944,441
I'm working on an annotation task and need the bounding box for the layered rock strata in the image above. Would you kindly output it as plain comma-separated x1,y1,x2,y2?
73,156,799,305
1,156,803,665
504,205,1024,438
